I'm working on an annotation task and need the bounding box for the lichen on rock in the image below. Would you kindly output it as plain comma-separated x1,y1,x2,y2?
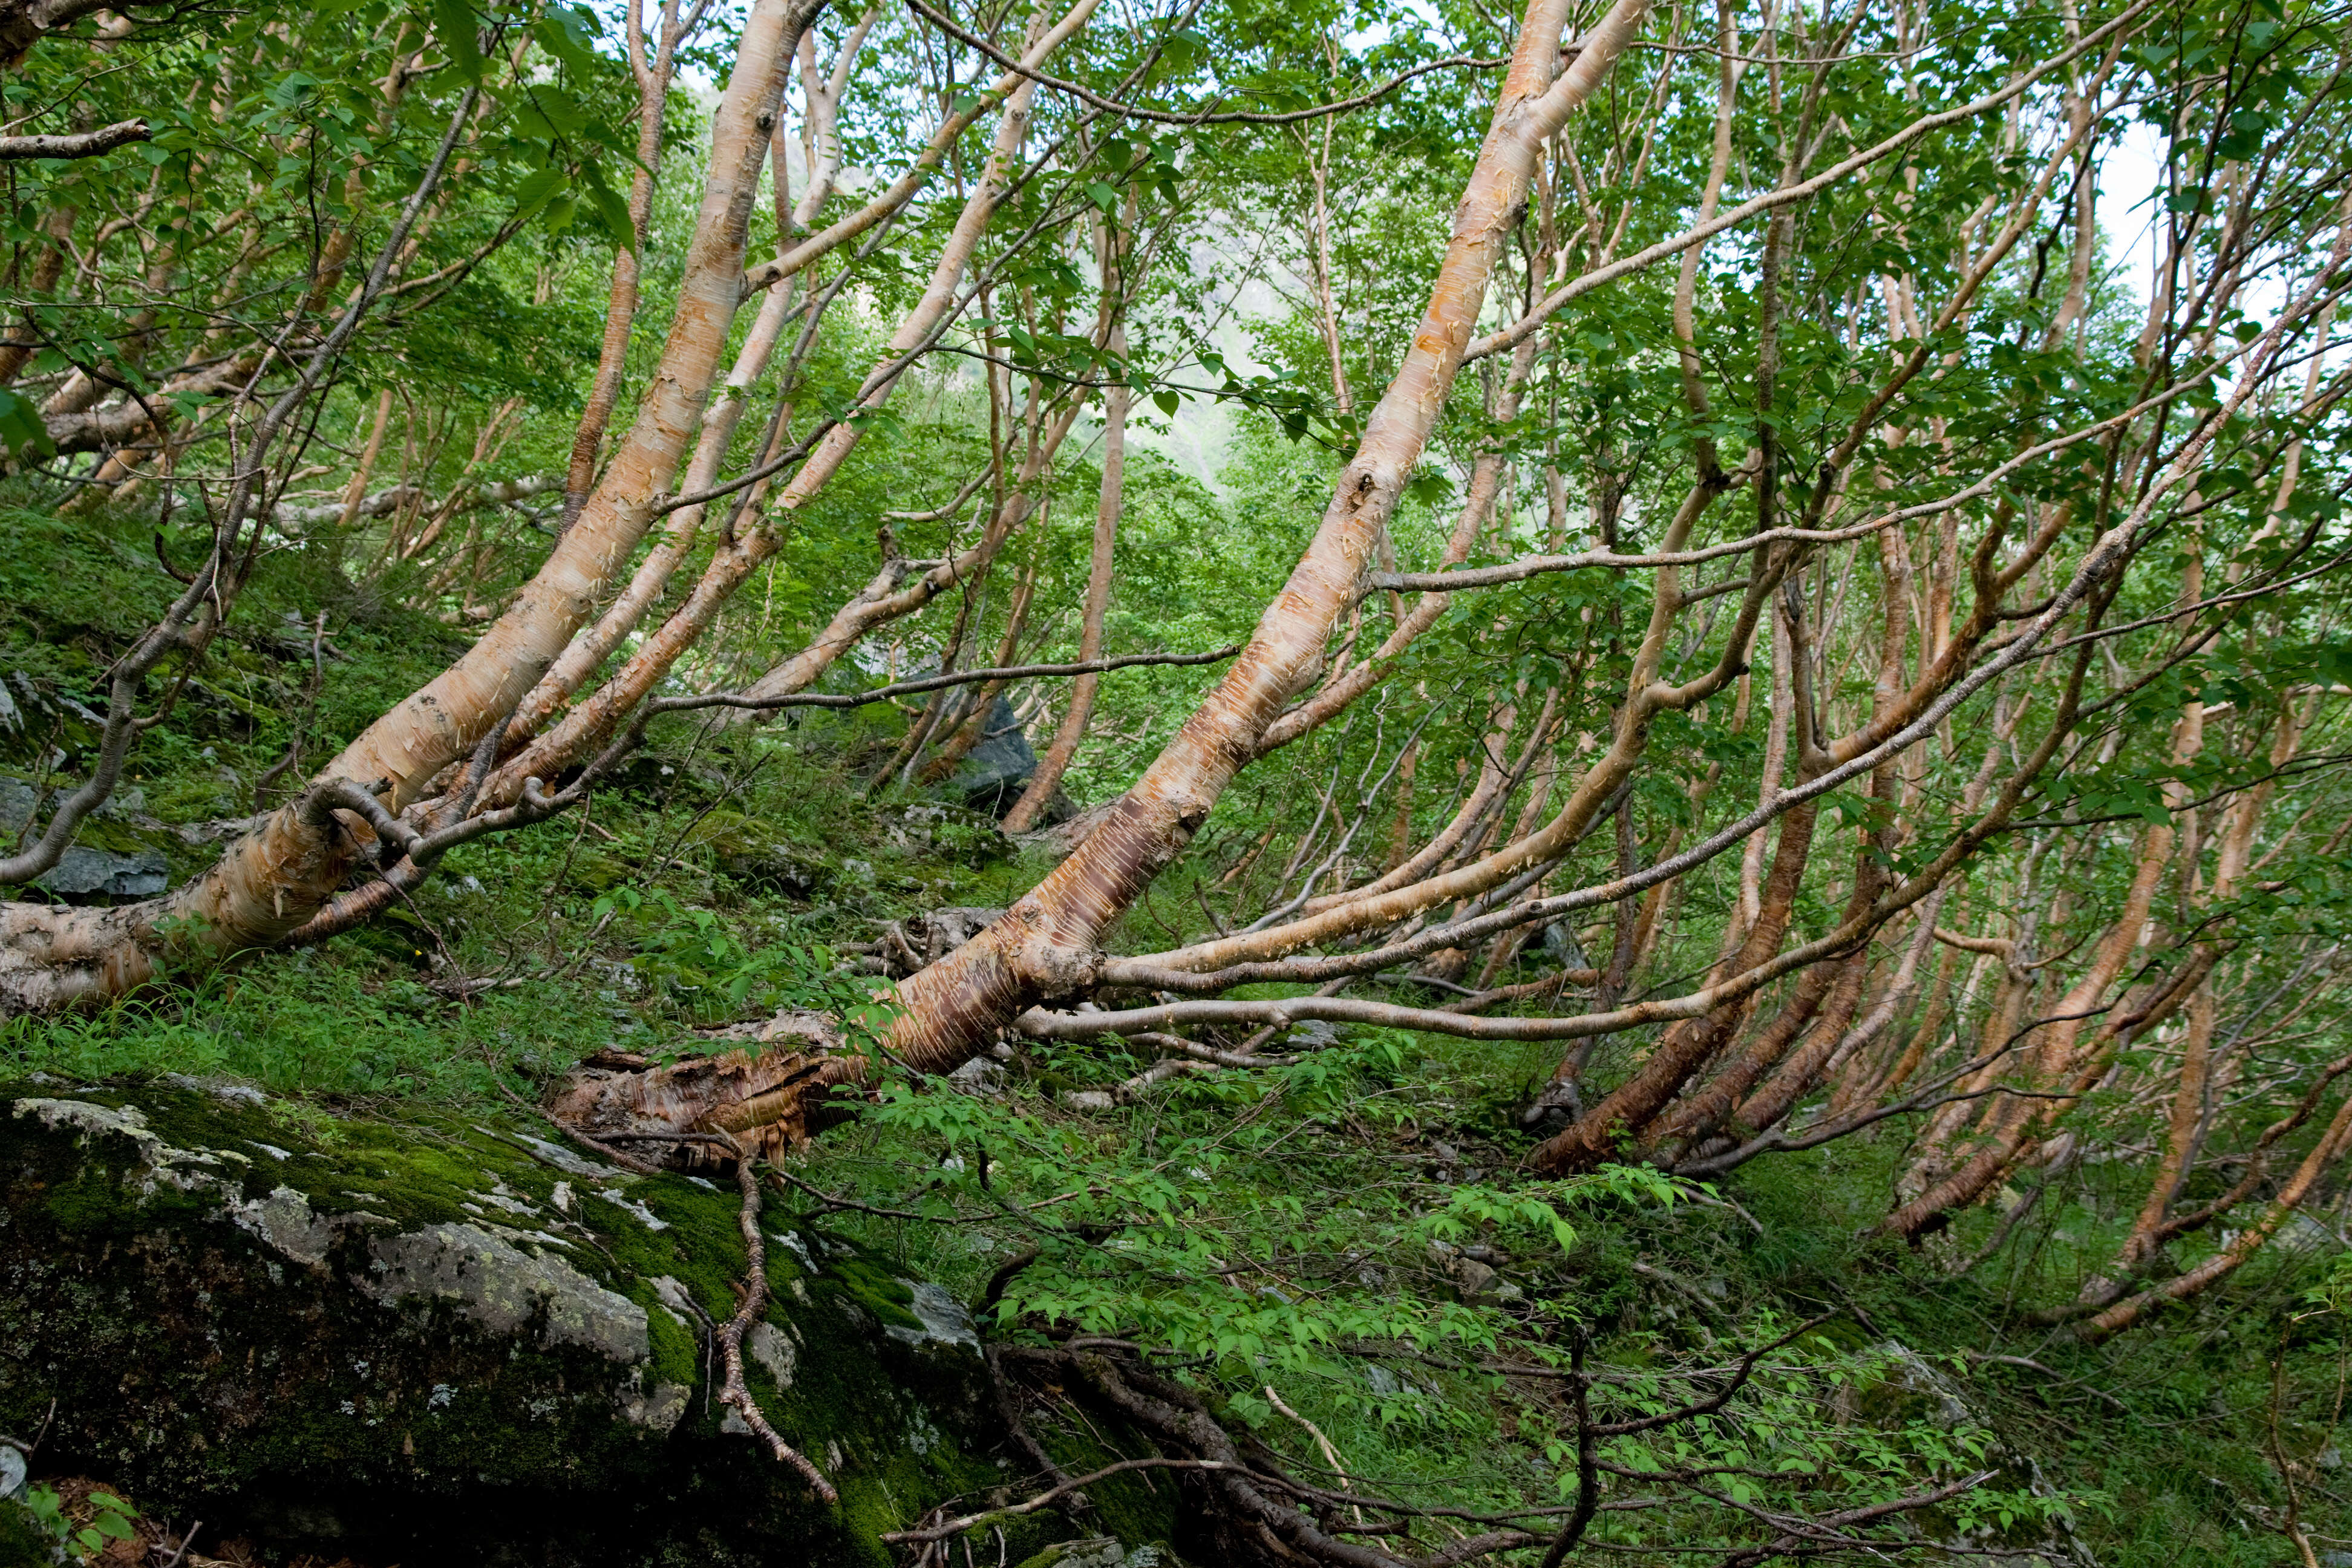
0,1076,1083,1566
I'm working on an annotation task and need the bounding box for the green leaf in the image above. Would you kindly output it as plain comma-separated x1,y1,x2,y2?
534,5,604,78
432,0,486,82
529,84,588,140
1402,468,1452,509
511,164,568,224
0,388,54,461
1153,388,1180,416
579,162,636,254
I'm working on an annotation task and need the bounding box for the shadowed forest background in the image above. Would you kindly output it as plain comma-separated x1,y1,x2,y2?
1,0,2351,1563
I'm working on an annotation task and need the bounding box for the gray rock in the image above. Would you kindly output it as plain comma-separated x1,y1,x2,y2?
1,1077,1073,1567
714,842,817,897
886,1280,982,1354
168,1073,268,1106
477,1124,623,1179
1542,922,1589,968
227,1184,357,1268
748,1321,796,1390
34,844,169,897
1016,799,1113,860
941,694,1038,813
362,1221,652,1363
1016,1540,1162,1568
3,776,152,823
0,777,36,834
949,1053,1009,1095
903,905,1004,964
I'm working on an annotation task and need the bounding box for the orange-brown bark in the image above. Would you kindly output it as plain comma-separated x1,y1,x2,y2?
0,0,811,1009
1530,785,1820,1174
2082,1087,2352,1342
332,0,804,805
1002,217,1128,832
560,0,682,532
1877,792,2183,1238
878,0,1657,1073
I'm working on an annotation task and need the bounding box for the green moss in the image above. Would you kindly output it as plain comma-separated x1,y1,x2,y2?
639,1291,701,1390
0,1077,1072,1566
0,1499,54,1568
822,1255,924,1331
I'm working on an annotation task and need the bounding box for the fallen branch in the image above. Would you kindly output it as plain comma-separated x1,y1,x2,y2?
881,1457,1252,1544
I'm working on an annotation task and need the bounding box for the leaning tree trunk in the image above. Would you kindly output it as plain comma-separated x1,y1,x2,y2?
1877,775,2185,1241
1001,214,1127,834
2081,1086,2352,1343
876,0,1657,1074
558,0,1660,1161
1530,789,1821,1174
483,2,1068,797
559,0,684,534
0,0,815,1011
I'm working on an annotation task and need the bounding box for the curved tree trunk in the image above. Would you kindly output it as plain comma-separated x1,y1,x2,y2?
559,0,683,534
0,0,813,1010
873,0,1659,1074
1877,782,2185,1239
2081,1087,2352,1343
333,0,805,803
511,11,881,739
1002,217,1127,833
482,6,1068,799
1531,786,1821,1174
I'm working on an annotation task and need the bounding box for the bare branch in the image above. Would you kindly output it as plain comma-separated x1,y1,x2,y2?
0,117,146,159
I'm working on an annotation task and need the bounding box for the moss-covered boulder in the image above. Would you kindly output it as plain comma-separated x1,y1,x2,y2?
0,1076,1054,1565
1835,1342,2103,1568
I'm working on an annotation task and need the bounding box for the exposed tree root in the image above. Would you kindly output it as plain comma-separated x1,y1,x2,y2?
544,1010,861,1168
555,1116,838,1503
716,1136,837,1503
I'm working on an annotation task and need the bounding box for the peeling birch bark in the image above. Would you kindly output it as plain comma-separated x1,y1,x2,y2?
0,0,813,1010
877,0,1658,1073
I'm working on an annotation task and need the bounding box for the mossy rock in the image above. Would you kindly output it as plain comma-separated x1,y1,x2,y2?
871,802,1011,866
1015,1540,1161,1568
1834,1343,2101,1567
0,1497,56,1567
0,1076,1080,1566
685,810,822,898
0,780,199,903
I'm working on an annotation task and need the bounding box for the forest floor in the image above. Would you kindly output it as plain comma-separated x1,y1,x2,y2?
1,501,2340,1567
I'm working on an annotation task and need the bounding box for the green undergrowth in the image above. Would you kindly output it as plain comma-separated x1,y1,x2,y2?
765,1019,2346,1567
0,498,2341,1564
